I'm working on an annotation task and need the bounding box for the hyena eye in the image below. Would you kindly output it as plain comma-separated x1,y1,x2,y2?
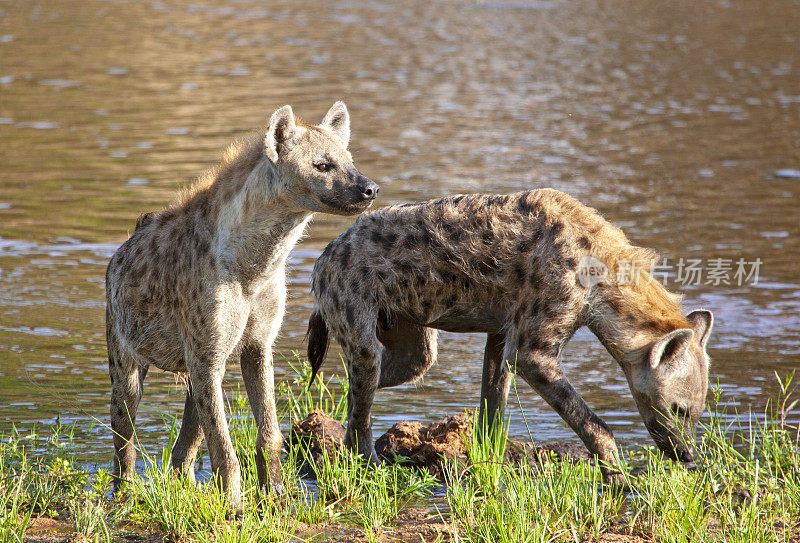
313,162,332,173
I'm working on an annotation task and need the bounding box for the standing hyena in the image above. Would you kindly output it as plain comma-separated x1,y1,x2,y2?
307,189,713,477
106,102,379,507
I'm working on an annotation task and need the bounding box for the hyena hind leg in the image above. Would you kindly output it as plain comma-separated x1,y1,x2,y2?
376,319,438,388
478,332,511,435
170,379,205,482
109,348,148,490
342,338,382,463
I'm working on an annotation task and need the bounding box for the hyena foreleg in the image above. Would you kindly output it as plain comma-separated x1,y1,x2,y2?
513,339,621,481
184,351,242,507
240,344,285,495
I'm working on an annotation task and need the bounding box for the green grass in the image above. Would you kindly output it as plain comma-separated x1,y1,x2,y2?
1,358,798,542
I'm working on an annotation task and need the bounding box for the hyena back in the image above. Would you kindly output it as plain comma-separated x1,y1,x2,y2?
106,102,378,507
307,189,712,476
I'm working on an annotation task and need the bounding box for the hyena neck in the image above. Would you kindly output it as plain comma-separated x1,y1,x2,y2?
587,282,690,368
214,157,313,287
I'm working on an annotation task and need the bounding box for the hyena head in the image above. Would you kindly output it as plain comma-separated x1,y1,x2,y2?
629,310,713,463
265,101,379,215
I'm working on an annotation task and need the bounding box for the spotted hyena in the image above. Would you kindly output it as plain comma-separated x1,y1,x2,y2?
106,102,379,507
307,189,712,477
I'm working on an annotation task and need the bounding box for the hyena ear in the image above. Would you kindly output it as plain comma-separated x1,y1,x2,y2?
649,329,693,370
266,105,297,162
319,101,350,148
686,309,713,350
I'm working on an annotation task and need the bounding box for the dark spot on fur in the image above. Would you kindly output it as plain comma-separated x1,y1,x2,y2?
577,236,591,249
518,195,534,214
420,230,434,246
384,232,398,247
397,261,413,274
564,257,577,270
339,245,351,268
452,195,465,206
448,228,464,243
359,347,372,360
345,304,354,324
524,335,551,353
549,221,564,238
403,234,418,248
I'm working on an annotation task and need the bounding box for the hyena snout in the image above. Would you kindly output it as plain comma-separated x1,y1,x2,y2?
646,417,698,464
349,168,379,201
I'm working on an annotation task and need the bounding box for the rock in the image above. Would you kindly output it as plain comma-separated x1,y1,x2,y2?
289,409,345,477
375,412,472,479
290,409,590,480
375,412,590,479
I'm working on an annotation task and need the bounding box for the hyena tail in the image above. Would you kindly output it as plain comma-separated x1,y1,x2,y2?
307,309,330,386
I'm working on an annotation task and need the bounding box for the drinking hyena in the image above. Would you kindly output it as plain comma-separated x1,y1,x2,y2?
307,189,712,478
106,102,379,507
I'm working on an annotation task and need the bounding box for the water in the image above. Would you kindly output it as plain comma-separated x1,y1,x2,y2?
1,0,798,468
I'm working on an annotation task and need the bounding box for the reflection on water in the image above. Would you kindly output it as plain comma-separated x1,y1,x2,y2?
1,0,798,467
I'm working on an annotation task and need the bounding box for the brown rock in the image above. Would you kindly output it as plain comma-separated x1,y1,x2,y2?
289,409,345,477
375,412,472,479
289,409,590,480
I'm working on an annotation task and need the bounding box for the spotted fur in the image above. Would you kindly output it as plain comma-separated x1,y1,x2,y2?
308,189,713,476
106,102,378,508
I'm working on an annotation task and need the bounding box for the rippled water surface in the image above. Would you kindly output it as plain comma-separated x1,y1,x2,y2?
1,0,799,467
